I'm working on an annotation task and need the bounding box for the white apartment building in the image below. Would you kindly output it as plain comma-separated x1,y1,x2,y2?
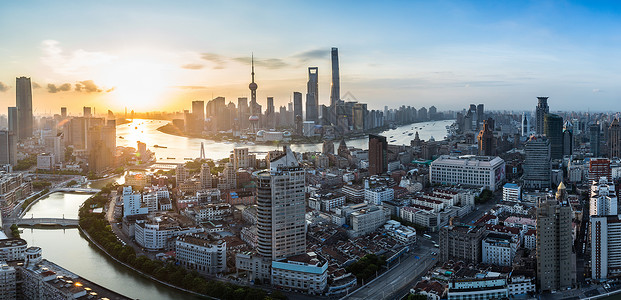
183,203,231,222
308,192,346,212
122,186,147,217
36,153,55,170
175,234,226,274
271,253,328,295
523,230,536,250
482,233,518,267
142,186,170,212
400,206,441,232
349,205,390,237
384,220,417,245
590,176,618,216
448,277,508,300
0,238,27,262
591,215,621,280
364,187,394,205
410,196,445,213
430,155,506,191
0,262,16,300
502,183,521,202
134,216,203,250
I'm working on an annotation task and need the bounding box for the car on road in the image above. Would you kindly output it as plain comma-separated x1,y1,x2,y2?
431,252,437,256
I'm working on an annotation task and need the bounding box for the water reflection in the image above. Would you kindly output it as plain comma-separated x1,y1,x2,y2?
116,119,453,162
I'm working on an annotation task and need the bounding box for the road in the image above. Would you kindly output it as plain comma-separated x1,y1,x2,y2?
344,238,437,300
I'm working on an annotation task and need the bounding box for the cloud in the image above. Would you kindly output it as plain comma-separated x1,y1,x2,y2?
593,88,601,93
75,80,102,92
47,83,72,93
200,53,227,69
292,49,328,62
181,63,205,70
175,85,208,90
233,56,289,69
0,82,9,92
106,87,115,93
41,40,116,75
32,82,41,89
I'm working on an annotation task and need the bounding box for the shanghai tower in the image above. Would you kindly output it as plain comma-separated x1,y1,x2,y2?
16,77,33,140
330,47,340,108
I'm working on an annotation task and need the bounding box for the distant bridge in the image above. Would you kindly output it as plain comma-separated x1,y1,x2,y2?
53,187,100,193
149,162,184,169
13,217,79,227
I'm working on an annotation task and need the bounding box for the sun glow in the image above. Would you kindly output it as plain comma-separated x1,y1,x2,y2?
100,58,172,111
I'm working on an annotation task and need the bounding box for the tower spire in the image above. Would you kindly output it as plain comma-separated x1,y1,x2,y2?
251,52,255,83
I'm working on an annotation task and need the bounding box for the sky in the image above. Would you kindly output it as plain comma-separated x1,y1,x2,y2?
2,0,621,115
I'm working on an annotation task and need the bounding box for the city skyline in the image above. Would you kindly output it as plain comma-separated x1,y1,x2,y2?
2,1,621,114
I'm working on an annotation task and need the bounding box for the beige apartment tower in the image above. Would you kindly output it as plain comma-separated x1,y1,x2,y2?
536,182,576,292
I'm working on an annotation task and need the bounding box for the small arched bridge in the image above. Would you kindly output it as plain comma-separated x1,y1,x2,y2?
15,217,79,227
53,187,101,193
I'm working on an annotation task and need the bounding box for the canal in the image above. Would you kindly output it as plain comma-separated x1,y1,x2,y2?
20,191,203,300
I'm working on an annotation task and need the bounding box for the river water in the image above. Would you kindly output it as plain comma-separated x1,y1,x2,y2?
20,192,203,300
116,119,454,162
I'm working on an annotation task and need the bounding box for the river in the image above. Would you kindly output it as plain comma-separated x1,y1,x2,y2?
20,192,203,300
116,119,454,162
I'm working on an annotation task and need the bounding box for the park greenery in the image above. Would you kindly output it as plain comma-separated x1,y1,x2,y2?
345,253,387,284
475,189,493,204
10,224,20,238
79,184,281,300
31,180,52,190
14,155,37,171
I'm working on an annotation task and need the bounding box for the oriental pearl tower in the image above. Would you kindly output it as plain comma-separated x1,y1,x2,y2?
249,54,260,132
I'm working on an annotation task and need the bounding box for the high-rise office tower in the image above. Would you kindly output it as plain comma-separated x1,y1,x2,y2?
192,100,205,123
522,112,531,136
61,107,67,119
609,119,621,159
477,120,496,156
589,176,617,216
544,114,563,160
536,182,576,292
476,104,484,128
590,124,601,157
418,107,428,122
16,76,33,140
83,107,92,118
266,97,275,127
237,97,248,129
0,130,17,166
322,140,334,155
523,136,551,189
330,47,340,108
256,146,306,260
368,134,388,176
200,163,212,189
352,103,367,131
249,54,259,116
293,92,303,119
563,121,573,157
305,67,319,123
7,107,18,140
535,97,549,135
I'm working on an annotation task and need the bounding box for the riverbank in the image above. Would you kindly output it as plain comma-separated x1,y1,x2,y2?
77,190,275,300
77,224,214,299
